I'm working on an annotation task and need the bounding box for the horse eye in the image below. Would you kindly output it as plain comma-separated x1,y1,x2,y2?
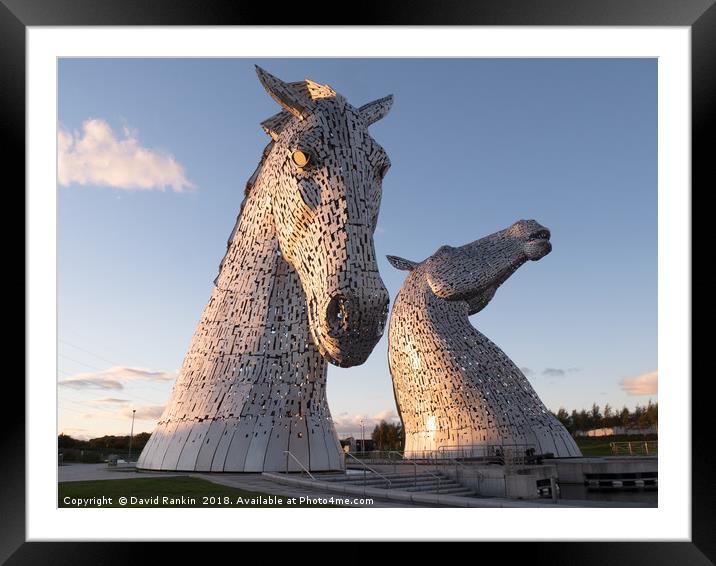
292,150,311,168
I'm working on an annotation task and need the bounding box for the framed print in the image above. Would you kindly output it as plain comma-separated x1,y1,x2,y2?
6,0,710,562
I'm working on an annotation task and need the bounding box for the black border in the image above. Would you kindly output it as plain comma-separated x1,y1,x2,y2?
6,0,709,562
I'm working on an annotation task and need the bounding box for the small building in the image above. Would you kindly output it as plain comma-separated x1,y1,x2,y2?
574,425,658,437
339,436,375,453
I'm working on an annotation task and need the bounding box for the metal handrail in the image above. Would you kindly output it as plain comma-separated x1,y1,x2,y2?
432,452,482,492
283,450,315,480
418,466,442,493
436,443,539,463
345,453,392,489
381,451,443,492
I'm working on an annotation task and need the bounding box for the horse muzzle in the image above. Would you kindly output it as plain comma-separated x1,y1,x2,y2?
319,286,390,367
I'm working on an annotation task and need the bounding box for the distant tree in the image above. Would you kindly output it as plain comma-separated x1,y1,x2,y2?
578,409,589,432
645,400,658,428
58,434,79,449
555,408,571,432
620,406,631,428
603,403,614,427
58,432,151,457
589,403,602,429
639,400,658,428
371,420,404,451
632,404,644,428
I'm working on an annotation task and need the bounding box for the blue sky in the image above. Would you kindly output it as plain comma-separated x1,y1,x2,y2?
58,58,657,439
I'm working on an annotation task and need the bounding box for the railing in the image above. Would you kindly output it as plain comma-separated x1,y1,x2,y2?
346,444,542,464
345,453,392,490
381,451,443,492
610,441,658,456
435,443,540,465
283,450,315,480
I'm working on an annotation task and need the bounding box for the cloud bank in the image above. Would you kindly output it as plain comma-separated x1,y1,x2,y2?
58,119,194,192
59,367,177,390
620,370,658,396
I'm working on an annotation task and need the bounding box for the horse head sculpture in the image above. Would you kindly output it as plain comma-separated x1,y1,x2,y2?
387,219,580,458
417,219,552,314
255,66,392,367
138,67,396,472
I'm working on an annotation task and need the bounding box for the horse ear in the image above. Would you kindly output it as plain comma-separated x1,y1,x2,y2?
359,95,394,126
387,255,417,271
256,66,313,120
260,111,293,140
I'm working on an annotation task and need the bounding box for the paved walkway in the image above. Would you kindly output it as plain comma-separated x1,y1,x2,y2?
190,472,428,507
57,464,427,507
58,463,183,482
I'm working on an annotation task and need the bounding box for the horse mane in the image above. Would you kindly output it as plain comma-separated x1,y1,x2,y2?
212,111,291,285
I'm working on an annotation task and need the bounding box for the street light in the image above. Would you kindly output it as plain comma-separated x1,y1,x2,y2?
360,420,365,454
128,409,136,461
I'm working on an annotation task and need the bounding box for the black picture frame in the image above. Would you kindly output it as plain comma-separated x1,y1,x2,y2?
5,0,708,562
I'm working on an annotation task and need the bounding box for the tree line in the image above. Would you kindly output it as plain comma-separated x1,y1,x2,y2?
552,401,658,434
58,433,151,462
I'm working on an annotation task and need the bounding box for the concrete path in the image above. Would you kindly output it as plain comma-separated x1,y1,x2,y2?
58,463,183,482
191,472,428,507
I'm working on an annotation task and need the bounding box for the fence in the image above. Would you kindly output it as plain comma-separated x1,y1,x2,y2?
348,443,542,465
59,449,140,464
610,441,658,455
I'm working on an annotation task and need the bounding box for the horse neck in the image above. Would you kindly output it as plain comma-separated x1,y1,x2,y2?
215,176,323,370
214,181,279,295
393,274,471,333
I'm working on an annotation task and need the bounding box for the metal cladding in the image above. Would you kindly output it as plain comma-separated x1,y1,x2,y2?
387,220,582,459
137,67,392,472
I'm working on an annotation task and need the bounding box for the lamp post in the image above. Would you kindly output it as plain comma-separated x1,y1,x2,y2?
128,409,136,461
360,420,365,454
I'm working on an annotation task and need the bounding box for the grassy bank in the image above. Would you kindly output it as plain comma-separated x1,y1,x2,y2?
59,476,335,507
574,434,658,457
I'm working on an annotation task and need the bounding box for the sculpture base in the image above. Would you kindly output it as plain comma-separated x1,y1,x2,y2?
137,417,345,472
403,428,582,460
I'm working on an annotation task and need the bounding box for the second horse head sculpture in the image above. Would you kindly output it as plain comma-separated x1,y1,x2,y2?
387,220,582,459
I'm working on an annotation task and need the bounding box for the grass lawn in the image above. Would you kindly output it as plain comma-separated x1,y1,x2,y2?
574,435,658,457
59,476,336,507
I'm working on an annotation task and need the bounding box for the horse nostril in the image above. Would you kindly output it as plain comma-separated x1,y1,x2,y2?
326,294,349,337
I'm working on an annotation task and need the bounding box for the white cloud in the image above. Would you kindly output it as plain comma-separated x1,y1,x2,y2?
542,367,580,377
58,119,195,192
620,370,658,396
93,398,131,405
59,367,177,390
332,409,400,434
60,378,124,391
121,405,164,421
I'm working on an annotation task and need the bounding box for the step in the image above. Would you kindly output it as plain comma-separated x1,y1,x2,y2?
404,482,463,493
421,487,476,496
343,470,445,479
325,473,444,484
334,477,457,490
